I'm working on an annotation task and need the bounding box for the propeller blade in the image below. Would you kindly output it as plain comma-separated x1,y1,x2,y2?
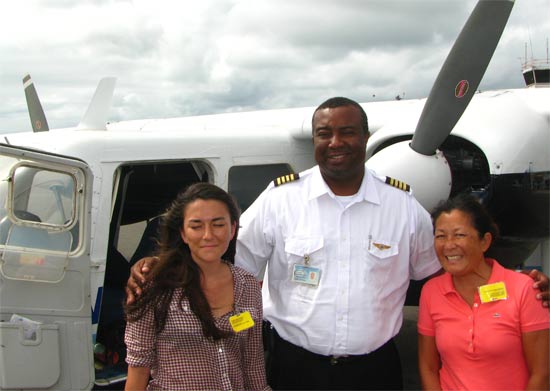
410,0,514,156
22,74,50,132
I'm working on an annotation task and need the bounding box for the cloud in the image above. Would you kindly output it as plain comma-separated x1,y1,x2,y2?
0,0,548,132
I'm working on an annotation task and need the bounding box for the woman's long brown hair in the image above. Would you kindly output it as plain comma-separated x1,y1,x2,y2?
125,182,240,340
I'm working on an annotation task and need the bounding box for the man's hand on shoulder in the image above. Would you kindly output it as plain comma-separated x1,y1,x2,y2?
125,256,159,304
523,269,550,309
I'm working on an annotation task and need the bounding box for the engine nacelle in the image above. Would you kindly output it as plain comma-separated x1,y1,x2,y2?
366,140,452,212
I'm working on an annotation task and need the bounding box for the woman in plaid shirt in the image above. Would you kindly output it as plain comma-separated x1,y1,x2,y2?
124,183,269,391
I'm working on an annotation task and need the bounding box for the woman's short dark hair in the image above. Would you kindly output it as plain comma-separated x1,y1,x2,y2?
431,193,499,243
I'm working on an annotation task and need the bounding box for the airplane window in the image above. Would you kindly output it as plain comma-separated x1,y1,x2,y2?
12,166,76,227
28,171,75,226
523,70,535,86
228,164,293,212
534,68,550,84
0,162,76,282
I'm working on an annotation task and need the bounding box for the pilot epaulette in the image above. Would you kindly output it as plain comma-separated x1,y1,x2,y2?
273,173,300,187
385,176,411,192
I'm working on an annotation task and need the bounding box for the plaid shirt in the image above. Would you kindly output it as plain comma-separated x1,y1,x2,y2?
125,263,269,391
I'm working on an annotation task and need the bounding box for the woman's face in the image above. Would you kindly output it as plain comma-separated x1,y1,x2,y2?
434,209,491,277
180,199,236,267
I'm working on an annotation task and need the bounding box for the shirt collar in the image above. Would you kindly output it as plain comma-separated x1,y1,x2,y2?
485,258,505,283
308,165,381,205
441,258,503,295
228,262,243,305
441,272,454,295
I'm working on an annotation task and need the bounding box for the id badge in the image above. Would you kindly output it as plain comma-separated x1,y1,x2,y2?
479,281,508,303
229,311,255,332
292,264,321,286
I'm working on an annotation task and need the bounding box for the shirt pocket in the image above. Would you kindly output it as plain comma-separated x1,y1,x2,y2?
233,305,262,324
366,238,399,260
284,237,324,301
231,305,262,338
284,236,324,265
163,297,203,339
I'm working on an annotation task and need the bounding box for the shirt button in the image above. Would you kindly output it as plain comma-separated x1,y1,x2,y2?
218,348,223,353
473,303,479,308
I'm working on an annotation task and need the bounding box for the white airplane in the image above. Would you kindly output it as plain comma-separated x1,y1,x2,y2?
0,0,548,389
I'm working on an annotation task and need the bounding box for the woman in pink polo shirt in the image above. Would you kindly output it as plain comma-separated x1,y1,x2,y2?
418,194,549,391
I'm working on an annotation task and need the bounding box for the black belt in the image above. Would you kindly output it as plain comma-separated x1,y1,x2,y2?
327,355,363,365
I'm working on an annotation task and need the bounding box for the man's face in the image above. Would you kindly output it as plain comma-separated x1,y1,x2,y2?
313,105,368,182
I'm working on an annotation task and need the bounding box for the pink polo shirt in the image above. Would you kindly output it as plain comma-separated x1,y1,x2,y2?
418,259,550,390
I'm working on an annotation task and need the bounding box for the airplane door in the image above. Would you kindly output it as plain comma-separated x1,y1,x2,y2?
0,144,94,390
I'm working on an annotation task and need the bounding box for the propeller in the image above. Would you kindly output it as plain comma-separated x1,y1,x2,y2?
366,0,515,211
23,74,49,132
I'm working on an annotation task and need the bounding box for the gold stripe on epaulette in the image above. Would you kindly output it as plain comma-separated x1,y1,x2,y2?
385,176,411,192
273,173,300,187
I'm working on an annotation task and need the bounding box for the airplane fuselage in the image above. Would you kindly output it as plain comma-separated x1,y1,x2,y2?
0,86,548,389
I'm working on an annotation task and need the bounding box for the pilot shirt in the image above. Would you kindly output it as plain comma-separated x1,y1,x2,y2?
125,264,269,391
236,165,440,356
418,258,550,391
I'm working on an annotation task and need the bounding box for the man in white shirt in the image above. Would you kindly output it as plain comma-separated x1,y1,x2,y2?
235,97,441,389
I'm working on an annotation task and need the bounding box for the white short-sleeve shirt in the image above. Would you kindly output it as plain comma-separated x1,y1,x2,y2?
236,165,440,356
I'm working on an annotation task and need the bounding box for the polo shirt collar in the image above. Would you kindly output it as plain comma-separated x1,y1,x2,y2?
486,258,505,283
441,272,454,295
441,258,503,296
308,164,381,205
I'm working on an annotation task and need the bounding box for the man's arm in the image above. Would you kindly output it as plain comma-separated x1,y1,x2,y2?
125,256,159,304
523,269,550,308
235,186,274,279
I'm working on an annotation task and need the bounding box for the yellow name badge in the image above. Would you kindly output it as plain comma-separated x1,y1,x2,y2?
478,281,508,303
229,311,255,333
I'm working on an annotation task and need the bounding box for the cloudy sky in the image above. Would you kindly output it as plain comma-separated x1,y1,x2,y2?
0,0,548,132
